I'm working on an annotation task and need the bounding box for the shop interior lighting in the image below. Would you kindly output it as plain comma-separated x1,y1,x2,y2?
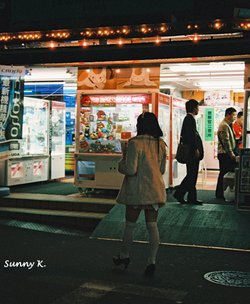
195,79,243,89
160,61,245,92
160,72,244,81
24,67,78,82
167,62,245,72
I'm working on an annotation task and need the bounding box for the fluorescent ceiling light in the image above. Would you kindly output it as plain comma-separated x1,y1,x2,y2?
24,82,65,85
183,71,244,76
196,80,243,86
167,62,245,73
196,80,244,90
24,67,77,81
160,85,176,89
160,73,180,77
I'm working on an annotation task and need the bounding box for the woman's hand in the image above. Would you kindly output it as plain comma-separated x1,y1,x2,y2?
122,141,128,159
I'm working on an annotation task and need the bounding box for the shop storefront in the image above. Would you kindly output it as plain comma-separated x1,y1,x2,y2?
0,61,248,191
0,2,250,206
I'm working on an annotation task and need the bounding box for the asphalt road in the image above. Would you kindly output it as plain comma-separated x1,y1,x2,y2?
0,224,250,304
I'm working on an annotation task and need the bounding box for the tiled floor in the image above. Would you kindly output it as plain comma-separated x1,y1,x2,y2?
197,170,218,191
61,171,219,192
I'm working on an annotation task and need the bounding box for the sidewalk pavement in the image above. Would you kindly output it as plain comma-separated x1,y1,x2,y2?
0,223,250,304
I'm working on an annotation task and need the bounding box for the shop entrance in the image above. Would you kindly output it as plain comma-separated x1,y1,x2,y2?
160,61,245,191
10,60,245,194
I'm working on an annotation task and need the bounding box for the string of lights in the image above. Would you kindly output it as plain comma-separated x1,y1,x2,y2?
0,19,249,49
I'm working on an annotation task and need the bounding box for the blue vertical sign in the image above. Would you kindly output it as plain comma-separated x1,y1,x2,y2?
0,65,25,158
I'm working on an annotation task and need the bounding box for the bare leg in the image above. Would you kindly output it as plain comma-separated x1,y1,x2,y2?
144,208,159,265
120,206,141,258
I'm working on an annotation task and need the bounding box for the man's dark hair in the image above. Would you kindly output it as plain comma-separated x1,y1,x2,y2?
225,107,237,117
237,111,243,118
185,99,199,113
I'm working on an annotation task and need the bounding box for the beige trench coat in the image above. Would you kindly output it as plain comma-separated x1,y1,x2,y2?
116,135,167,206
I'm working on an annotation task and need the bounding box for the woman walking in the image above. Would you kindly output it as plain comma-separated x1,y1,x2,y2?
113,112,167,277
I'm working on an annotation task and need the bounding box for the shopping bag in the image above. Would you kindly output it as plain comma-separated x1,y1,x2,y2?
224,186,235,202
175,140,190,164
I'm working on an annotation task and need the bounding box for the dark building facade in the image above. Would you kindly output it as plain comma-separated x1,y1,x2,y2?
0,0,249,65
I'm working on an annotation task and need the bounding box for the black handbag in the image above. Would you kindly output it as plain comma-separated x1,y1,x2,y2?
176,137,190,164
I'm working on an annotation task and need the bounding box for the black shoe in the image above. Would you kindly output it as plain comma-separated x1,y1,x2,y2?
173,192,187,204
189,200,203,205
144,264,156,277
216,195,225,200
113,255,130,269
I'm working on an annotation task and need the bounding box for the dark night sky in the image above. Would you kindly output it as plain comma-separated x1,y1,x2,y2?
0,0,250,31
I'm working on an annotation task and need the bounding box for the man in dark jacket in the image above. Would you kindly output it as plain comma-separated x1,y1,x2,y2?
174,99,204,204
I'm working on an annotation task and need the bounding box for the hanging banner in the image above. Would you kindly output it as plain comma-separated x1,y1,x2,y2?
77,67,160,90
204,107,214,141
0,65,25,158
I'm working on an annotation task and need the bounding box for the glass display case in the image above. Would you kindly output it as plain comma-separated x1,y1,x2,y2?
158,95,187,188
0,97,49,186
22,97,49,155
78,94,151,152
50,101,66,179
74,92,152,190
158,93,171,188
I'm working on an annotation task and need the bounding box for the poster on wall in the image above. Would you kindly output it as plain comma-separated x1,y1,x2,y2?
0,65,25,159
77,67,160,90
204,91,231,106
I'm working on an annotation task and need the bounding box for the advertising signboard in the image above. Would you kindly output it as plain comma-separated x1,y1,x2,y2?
0,65,25,159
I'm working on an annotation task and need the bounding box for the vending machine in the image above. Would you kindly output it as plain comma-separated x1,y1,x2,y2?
74,91,154,191
0,97,49,186
50,101,66,179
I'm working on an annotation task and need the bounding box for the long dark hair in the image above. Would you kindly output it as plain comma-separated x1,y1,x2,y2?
136,112,163,138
